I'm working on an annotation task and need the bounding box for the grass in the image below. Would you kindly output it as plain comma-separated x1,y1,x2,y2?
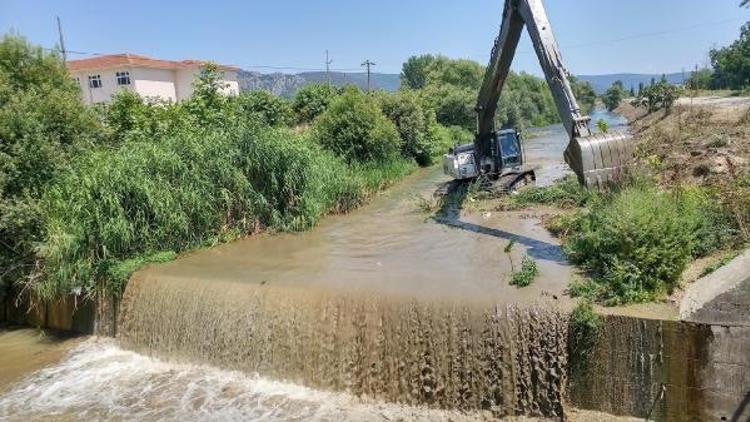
508,174,737,305
567,300,602,375
36,124,414,300
500,176,592,210
509,255,538,287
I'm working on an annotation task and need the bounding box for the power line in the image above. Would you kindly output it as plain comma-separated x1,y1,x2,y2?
514,16,746,55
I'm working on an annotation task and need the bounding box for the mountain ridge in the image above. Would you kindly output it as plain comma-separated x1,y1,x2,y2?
237,69,688,98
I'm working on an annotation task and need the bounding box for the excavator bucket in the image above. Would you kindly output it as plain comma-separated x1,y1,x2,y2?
564,131,634,188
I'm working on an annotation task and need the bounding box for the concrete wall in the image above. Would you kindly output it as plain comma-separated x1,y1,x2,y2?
131,68,177,103
72,69,133,105
569,315,750,421
175,68,239,102
73,67,238,104
1,293,95,333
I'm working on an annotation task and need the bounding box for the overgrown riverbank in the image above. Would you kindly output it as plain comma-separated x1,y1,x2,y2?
1,34,601,303
0,37,419,301
460,101,750,306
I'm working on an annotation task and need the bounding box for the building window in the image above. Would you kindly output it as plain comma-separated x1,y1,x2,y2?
116,71,131,86
88,75,102,88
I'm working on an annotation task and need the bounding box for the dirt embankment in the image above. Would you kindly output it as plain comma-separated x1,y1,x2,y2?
616,97,750,186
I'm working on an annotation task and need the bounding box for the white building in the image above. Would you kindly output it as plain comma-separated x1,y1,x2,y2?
67,53,240,105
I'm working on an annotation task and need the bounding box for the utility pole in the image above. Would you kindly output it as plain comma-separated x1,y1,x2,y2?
325,50,333,88
361,59,375,92
56,16,67,63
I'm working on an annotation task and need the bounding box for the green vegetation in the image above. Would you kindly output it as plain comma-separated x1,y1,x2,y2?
377,90,448,166
710,23,750,90
291,83,341,124
567,300,602,375
503,176,591,209
312,87,401,163
507,175,738,305
400,54,596,132
236,90,294,127
562,184,733,305
510,256,539,287
0,34,434,301
602,80,626,111
0,34,99,301
596,119,609,133
631,78,681,113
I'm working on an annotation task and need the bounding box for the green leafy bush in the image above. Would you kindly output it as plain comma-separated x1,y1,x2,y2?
236,90,293,127
568,300,602,375
561,184,732,304
292,83,340,124
378,90,440,166
311,87,400,163
38,125,362,298
0,34,99,300
510,255,539,287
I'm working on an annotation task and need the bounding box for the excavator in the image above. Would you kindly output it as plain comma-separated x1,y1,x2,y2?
443,0,633,189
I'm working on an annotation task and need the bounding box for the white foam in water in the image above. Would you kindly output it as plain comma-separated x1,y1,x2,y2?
0,338,484,421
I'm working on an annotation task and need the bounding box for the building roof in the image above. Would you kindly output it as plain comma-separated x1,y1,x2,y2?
67,53,238,72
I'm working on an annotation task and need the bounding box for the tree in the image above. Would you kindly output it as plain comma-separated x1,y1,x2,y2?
638,82,645,96
686,68,712,91
709,23,750,90
291,83,340,124
311,87,400,163
629,86,635,97
400,54,436,90
378,90,440,166
631,80,681,113
602,81,626,111
0,34,98,300
236,90,293,127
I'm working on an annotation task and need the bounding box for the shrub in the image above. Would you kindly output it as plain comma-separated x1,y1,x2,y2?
510,255,539,287
560,183,732,304
631,81,681,113
236,90,293,127
378,91,440,166
292,83,340,124
568,300,602,375
0,34,99,299
311,87,400,163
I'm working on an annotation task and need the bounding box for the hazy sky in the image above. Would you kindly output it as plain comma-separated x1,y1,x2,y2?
2,0,748,76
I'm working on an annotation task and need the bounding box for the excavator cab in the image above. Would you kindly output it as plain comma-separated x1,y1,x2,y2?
444,129,533,184
497,129,522,169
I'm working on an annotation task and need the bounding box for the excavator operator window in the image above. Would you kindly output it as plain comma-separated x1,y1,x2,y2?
498,131,521,168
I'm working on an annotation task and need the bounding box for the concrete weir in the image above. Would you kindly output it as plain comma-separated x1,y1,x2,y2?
569,316,750,421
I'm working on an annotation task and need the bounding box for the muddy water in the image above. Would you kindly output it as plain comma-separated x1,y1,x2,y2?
0,327,81,394
0,112,629,420
137,123,579,305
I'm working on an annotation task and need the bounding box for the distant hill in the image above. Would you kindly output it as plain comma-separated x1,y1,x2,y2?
237,70,400,98
577,73,688,95
238,70,689,98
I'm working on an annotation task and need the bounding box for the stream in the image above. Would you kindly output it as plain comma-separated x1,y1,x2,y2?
0,108,629,421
